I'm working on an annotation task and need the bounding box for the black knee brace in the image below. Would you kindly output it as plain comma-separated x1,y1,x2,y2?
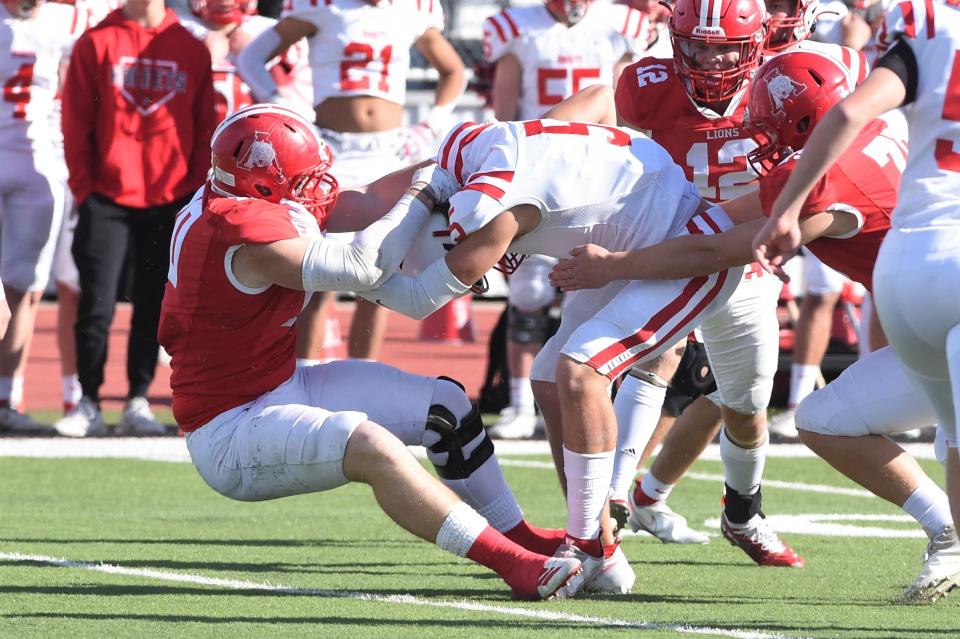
662,341,718,417
426,404,494,480
507,305,552,344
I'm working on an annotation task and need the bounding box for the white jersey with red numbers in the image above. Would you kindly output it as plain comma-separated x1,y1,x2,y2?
0,3,82,155
877,0,960,228
159,187,321,432
483,3,648,119
179,14,313,122
282,0,443,106
437,120,700,259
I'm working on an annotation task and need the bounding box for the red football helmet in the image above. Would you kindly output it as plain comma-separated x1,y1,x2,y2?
745,50,853,174
546,0,593,23
669,0,767,103
189,0,257,25
210,105,339,225
2,0,41,17
764,0,818,53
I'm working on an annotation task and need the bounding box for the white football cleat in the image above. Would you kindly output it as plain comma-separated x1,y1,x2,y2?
584,545,636,594
549,543,604,599
54,397,105,438
116,397,167,436
628,491,709,544
902,525,960,603
488,406,539,440
767,409,800,443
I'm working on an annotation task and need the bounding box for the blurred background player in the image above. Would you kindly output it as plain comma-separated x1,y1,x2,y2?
482,0,650,439
0,0,85,431
178,0,313,124
237,0,465,365
56,0,216,437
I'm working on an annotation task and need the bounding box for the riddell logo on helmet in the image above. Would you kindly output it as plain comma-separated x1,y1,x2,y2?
238,133,283,177
692,26,726,36
766,71,805,114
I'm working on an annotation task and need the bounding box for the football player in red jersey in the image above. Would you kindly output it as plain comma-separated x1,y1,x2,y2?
160,105,587,601
551,49,957,592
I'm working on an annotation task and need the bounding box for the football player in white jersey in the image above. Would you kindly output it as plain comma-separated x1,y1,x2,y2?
237,0,465,365
755,0,960,602
482,0,649,440
0,0,84,430
178,0,313,123
363,119,747,593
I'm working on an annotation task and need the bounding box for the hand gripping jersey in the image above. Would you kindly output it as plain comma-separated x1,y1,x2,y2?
437,120,701,260
483,3,648,119
179,14,312,122
877,0,960,228
159,188,321,432
282,0,443,107
616,42,866,203
0,3,82,155
758,114,908,291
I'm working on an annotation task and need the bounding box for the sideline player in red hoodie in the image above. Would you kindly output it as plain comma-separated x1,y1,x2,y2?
58,0,217,437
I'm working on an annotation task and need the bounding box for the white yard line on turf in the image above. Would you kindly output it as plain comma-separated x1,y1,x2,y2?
0,551,808,639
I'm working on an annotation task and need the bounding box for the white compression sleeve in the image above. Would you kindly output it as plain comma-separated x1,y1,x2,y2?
301,193,431,292
236,28,282,102
359,257,470,320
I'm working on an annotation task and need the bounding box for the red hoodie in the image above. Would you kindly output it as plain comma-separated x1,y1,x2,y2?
62,8,216,208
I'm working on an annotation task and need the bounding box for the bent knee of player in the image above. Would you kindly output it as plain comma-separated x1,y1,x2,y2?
557,355,608,397
794,386,851,437
342,420,412,484
722,404,766,444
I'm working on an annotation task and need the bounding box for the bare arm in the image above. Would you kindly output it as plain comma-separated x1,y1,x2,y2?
753,68,906,275
326,161,431,233
416,28,466,109
490,55,521,121
543,84,618,125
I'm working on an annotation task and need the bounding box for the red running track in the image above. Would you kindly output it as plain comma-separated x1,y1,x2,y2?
23,301,503,412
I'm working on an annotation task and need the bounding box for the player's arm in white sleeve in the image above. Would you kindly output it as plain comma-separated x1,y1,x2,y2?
236,166,459,292
359,210,520,319
236,17,315,103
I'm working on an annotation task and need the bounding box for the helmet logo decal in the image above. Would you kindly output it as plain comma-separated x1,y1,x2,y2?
239,133,283,178
766,71,805,115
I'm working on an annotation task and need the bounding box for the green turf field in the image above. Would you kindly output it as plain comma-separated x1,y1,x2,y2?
0,453,955,639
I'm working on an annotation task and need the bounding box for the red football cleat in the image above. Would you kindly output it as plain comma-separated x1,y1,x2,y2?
720,512,805,568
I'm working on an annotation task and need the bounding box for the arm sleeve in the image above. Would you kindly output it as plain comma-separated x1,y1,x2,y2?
236,27,283,102
358,256,471,320
61,36,98,204
875,39,918,107
301,193,432,292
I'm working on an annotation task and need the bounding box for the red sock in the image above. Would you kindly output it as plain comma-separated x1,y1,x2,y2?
466,526,545,600
632,481,658,507
503,519,567,556
565,533,603,558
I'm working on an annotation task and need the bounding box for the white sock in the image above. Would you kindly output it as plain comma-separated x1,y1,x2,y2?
0,377,12,404
720,427,768,496
610,376,667,499
295,358,322,368
902,476,953,539
0,376,23,407
788,364,820,407
62,374,82,405
435,502,488,558
640,471,675,503
509,377,535,412
563,447,615,540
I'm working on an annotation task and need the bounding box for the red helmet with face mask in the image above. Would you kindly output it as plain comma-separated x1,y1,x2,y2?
764,0,819,53
669,0,767,103
189,0,257,25
745,49,853,174
209,104,339,227
546,0,593,23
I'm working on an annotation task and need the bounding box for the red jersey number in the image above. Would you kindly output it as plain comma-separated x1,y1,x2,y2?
523,120,632,146
936,50,960,173
685,139,757,202
3,63,35,120
340,42,393,93
536,67,601,106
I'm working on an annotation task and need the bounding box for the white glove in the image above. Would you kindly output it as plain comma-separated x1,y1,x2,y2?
412,163,461,205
